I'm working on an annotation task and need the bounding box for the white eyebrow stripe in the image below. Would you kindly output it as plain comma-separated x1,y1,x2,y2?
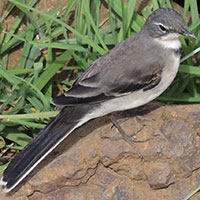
154,22,169,30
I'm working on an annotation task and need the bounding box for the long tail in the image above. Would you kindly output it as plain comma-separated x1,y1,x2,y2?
0,104,96,192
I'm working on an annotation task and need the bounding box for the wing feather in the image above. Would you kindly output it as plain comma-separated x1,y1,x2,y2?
53,35,163,107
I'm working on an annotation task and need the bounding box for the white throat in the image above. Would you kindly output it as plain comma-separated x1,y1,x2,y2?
154,33,181,50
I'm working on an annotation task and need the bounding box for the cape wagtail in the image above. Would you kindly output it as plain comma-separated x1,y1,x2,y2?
0,8,196,192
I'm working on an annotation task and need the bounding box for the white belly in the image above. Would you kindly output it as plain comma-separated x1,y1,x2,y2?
89,54,180,118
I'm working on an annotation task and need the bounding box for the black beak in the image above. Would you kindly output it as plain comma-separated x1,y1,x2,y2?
181,27,196,39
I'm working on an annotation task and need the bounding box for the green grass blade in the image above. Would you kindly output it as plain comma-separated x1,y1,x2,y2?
9,0,106,55
34,50,72,91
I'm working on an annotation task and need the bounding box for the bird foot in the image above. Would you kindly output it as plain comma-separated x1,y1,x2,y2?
102,115,158,159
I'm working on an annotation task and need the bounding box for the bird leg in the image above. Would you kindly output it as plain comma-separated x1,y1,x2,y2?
103,115,159,159
105,115,143,158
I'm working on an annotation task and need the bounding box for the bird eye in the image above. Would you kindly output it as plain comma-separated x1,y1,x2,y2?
158,24,168,32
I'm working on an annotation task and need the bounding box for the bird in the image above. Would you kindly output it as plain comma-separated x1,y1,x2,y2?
0,8,196,193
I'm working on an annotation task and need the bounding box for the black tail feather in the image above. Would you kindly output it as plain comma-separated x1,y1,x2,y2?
1,104,95,192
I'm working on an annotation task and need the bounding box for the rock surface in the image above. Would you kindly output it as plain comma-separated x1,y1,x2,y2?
1,102,200,200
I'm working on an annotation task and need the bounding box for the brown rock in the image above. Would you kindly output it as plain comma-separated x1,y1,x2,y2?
144,161,174,189
2,103,200,200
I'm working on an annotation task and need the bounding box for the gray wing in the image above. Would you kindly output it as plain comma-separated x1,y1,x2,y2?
53,36,163,106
